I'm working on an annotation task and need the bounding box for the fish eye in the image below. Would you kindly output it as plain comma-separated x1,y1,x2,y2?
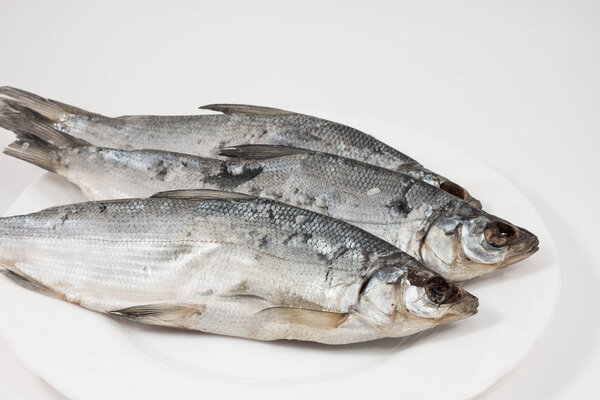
424,276,460,305
484,222,518,247
439,181,467,200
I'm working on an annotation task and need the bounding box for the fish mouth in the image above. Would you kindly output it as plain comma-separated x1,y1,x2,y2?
446,292,479,320
465,196,482,209
500,227,540,268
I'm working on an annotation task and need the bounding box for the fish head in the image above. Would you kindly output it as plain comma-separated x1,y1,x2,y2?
421,210,539,281
356,266,478,336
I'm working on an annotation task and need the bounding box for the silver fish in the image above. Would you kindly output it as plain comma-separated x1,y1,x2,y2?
0,87,482,207
1,120,538,281
0,190,478,344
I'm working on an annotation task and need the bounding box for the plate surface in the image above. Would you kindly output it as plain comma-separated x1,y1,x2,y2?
0,117,559,400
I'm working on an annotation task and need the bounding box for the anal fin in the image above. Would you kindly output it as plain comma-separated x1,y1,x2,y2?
0,266,64,300
109,303,205,329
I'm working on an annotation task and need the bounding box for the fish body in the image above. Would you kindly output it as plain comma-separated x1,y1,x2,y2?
0,191,477,344
1,121,539,281
0,87,481,207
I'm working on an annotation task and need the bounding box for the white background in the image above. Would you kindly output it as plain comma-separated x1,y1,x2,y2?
0,1,598,398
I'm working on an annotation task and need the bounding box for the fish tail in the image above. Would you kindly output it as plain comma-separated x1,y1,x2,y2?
4,137,61,173
0,86,99,124
0,93,90,145
0,97,90,172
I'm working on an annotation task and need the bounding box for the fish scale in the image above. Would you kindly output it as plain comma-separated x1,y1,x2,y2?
0,113,539,280
0,192,478,344
0,86,481,206
0,196,397,306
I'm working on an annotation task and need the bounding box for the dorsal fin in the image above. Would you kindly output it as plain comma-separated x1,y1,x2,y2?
150,189,256,201
199,104,294,116
219,145,312,160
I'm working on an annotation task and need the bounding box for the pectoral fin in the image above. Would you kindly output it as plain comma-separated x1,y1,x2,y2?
109,303,205,328
257,307,348,330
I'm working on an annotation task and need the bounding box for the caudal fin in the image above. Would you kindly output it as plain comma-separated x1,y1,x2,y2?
0,86,98,123
4,138,62,173
0,96,90,172
0,97,88,147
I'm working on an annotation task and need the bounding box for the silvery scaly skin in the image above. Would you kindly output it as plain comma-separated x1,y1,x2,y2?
0,191,478,344
0,112,539,281
0,86,482,208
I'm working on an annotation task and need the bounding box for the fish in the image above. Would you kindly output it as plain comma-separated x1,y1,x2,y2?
0,189,478,344
0,118,538,281
0,86,482,208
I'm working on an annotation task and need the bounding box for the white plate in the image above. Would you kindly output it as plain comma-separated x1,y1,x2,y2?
0,117,559,400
